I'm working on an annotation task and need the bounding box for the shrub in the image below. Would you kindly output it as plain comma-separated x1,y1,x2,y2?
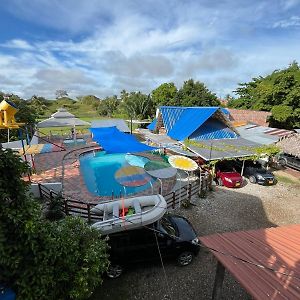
0,149,109,299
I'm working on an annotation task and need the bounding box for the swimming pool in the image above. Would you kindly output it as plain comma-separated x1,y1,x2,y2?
80,151,154,197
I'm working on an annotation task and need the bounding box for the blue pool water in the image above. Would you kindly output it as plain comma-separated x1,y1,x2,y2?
80,151,154,197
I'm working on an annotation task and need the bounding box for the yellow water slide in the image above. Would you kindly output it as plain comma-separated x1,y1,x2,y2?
0,99,24,129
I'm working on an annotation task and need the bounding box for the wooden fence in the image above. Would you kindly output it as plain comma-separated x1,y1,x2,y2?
38,175,208,224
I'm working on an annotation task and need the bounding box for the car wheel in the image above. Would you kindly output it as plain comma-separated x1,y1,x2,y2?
177,251,194,266
279,158,287,167
217,178,223,186
107,264,123,279
249,175,256,184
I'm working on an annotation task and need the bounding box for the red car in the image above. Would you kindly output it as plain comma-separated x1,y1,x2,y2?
216,166,243,188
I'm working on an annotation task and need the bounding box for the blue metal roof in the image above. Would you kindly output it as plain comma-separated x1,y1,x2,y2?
160,106,186,133
158,106,235,141
167,107,218,140
189,119,237,140
147,118,157,131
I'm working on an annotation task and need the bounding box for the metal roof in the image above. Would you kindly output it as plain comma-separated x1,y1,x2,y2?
186,137,259,161
190,118,237,140
91,119,130,132
200,224,300,300
237,124,295,145
159,106,234,141
37,108,90,128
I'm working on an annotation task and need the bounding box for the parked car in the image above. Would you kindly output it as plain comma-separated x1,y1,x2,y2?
106,214,200,278
215,164,243,188
277,153,300,171
243,166,276,185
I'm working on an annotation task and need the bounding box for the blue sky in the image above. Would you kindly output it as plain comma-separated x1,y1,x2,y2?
0,0,300,99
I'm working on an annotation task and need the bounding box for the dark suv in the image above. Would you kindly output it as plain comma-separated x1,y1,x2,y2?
278,153,300,171
106,214,200,278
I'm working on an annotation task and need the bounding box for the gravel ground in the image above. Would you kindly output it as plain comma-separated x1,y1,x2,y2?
90,178,300,300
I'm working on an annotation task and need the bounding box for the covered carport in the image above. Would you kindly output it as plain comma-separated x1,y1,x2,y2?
185,137,260,175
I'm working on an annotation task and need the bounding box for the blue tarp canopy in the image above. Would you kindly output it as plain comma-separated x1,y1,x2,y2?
90,126,156,153
147,118,157,131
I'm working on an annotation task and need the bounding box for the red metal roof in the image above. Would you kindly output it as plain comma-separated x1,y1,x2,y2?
200,224,300,300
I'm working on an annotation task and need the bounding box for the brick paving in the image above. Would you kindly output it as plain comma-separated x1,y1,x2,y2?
29,141,177,205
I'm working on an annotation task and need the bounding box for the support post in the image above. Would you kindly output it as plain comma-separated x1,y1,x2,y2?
241,160,245,177
212,261,225,300
64,200,69,215
87,203,91,223
38,183,43,200
172,192,176,209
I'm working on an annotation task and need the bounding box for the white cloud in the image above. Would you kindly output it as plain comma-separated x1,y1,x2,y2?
273,16,300,28
1,1,300,98
1,39,34,50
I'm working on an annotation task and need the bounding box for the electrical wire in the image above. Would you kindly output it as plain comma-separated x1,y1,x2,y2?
91,207,300,280
154,230,172,300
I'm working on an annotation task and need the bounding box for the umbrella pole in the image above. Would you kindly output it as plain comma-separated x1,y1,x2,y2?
158,178,163,195
199,166,202,194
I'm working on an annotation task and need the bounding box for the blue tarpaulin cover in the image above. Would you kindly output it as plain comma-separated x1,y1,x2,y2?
90,127,156,153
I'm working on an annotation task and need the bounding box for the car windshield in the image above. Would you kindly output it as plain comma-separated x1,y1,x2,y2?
159,217,178,237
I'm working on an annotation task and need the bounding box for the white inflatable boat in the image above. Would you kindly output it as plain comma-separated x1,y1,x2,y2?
91,194,167,234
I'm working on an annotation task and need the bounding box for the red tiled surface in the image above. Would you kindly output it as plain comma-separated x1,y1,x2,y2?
200,224,300,300
62,148,177,204
29,142,177,204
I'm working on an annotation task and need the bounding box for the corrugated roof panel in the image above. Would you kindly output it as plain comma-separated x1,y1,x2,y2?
147,118,157,131
200,224,300,300
91,119,130,132
187,137,258,160
190,118,237,140
167,107,218,140
160,106,186,133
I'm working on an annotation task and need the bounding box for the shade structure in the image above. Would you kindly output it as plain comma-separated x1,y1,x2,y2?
37,108,90,128
125,154,150,168
168,155,198,171
90,126,156,154
18,143,65,155
115,166,152,187
144,161,177,179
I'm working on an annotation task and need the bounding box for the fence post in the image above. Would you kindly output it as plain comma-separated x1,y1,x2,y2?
188,183,192,202
49,190,53,201
172,192,176,209
38,183,43,200
87,203,91,223
64,199,69,215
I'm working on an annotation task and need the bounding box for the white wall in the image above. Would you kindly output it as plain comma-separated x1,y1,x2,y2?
30,182,62,198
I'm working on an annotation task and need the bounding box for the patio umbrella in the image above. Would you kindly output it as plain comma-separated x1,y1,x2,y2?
115,166,152,187
37,108,90,128
144,161,177,179
144,160,177,194
168,155,198,171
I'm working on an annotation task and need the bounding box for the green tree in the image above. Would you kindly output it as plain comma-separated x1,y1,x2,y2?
175,79,220,107
151,82,178,107
55,89,68,99
232,62,300,128
120,92,154,119
0,149,109,299
97,96,119,117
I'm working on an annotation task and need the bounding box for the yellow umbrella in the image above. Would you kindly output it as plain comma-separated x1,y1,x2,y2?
168,155,198,171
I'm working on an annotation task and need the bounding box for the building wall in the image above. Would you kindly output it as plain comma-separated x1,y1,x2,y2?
228,109,271,126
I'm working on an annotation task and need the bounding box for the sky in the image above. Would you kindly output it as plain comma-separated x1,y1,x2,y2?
0,0,300,100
